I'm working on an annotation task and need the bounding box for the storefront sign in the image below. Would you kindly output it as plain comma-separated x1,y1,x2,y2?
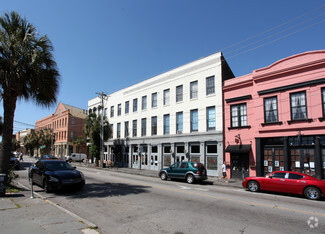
264,160,268,166
268,166,273,172
295,161,300,167
275,161,279,167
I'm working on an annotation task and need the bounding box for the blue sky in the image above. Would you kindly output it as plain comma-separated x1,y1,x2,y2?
1,0,324,134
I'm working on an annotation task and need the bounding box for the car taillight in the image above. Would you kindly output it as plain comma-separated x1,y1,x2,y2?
196,171,201,175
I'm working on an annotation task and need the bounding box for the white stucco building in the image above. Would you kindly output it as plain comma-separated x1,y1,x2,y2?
88,52,234,176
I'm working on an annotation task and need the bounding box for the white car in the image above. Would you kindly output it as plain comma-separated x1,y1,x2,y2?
65,153,87,163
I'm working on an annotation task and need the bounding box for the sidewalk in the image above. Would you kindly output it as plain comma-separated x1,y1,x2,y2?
0,185,98,234
73,162,244,188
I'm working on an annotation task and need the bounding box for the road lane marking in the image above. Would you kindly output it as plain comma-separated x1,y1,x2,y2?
84,169,325,218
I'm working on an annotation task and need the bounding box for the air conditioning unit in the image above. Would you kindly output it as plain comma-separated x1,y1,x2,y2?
177,130,182,134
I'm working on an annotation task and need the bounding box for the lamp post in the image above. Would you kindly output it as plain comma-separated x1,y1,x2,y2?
96,92,109,168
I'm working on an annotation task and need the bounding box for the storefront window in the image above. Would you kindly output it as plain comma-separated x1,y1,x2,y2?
164,155,171,167
274,149,284,171
291,149,301,172
303,149,315,176
264,149,273,174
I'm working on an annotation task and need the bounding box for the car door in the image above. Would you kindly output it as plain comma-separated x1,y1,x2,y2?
177,162,189,179
282,173,305,194
32,161,44,185
263,172,287,192
168,162,180,178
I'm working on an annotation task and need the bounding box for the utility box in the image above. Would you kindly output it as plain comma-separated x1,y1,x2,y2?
0,174,6,197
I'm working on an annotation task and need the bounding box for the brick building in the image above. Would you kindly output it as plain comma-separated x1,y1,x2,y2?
35,102,88,157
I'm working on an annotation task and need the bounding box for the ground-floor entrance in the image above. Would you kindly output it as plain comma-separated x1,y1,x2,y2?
231,154,249,179
256,135,325,179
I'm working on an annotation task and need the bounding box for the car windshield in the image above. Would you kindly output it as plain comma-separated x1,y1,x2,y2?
44,161,74,171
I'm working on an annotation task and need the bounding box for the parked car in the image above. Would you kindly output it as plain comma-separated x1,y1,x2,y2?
28,160,85,193
40,155,58,160
9,157,20,170
65,153,87,163
159,162,208,184
242,171,325,200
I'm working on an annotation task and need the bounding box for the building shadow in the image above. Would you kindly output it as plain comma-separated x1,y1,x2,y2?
54,182,151,199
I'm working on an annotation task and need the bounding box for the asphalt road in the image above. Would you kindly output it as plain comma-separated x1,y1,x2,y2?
16,160,325,234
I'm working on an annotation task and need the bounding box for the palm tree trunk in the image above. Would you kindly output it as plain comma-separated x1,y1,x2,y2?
0,94,17,174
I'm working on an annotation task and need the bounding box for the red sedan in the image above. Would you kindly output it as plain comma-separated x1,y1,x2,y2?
242,171,325,200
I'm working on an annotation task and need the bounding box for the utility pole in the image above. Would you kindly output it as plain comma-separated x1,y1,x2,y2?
96,92,108,168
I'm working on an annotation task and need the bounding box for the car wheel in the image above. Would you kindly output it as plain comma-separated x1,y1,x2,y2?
160,172,167,180
186,174,195,184
304,186,321,200
43,179,51,193
247,181,260,192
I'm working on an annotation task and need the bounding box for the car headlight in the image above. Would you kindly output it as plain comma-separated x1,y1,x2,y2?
80,172,85,180
49,176,59,182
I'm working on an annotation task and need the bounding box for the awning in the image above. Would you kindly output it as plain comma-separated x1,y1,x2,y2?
225,144,251,154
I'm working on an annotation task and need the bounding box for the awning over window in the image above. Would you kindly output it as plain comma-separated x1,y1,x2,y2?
225,144,251,154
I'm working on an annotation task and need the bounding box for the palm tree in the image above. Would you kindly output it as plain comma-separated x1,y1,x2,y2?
84,113,110,164
72,136,86,154
0,11,59,176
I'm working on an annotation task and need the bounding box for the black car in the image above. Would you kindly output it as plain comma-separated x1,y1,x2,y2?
40,155,58,160
28,160,85,193
9,157,20,170
159,162,208,184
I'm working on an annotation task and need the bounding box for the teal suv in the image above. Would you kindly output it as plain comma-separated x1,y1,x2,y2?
159,162,208,184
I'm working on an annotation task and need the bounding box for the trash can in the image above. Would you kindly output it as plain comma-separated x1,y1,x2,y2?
0,174,6,197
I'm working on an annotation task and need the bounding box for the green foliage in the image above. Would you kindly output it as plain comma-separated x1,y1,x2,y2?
11,138,20,151
84,113,111,160
0,11,59,175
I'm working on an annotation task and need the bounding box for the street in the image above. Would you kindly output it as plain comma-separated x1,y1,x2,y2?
16,160,325,234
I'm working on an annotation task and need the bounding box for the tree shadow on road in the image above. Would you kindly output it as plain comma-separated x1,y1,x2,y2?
55,182,151,199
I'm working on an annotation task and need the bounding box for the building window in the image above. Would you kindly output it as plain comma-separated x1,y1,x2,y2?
118,104,122,116
71,131,75,139
290,91,307,121
109,124,113,139
132,120,137,137
163,89,170,106
206,76,215,96
110,106,114,118
190,81,198,99
125,101,129,114
142,96,147,110
190,109,198,132
71,117,76,126
152,92,157,108
141,118,146,136
322,88,325,118
176,85,183,102
231,103,247,127
124,121,129,138
133,98,138,112
151,116,157,136
207,106,216,130
164,114,170,135
264,96,278,123
117,123,121,138
176,112,183,133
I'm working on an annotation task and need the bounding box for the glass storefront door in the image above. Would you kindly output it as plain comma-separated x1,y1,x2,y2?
290,148,315,176
264,148,284,175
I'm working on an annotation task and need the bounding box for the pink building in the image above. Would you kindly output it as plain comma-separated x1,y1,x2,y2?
224,50,325,179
